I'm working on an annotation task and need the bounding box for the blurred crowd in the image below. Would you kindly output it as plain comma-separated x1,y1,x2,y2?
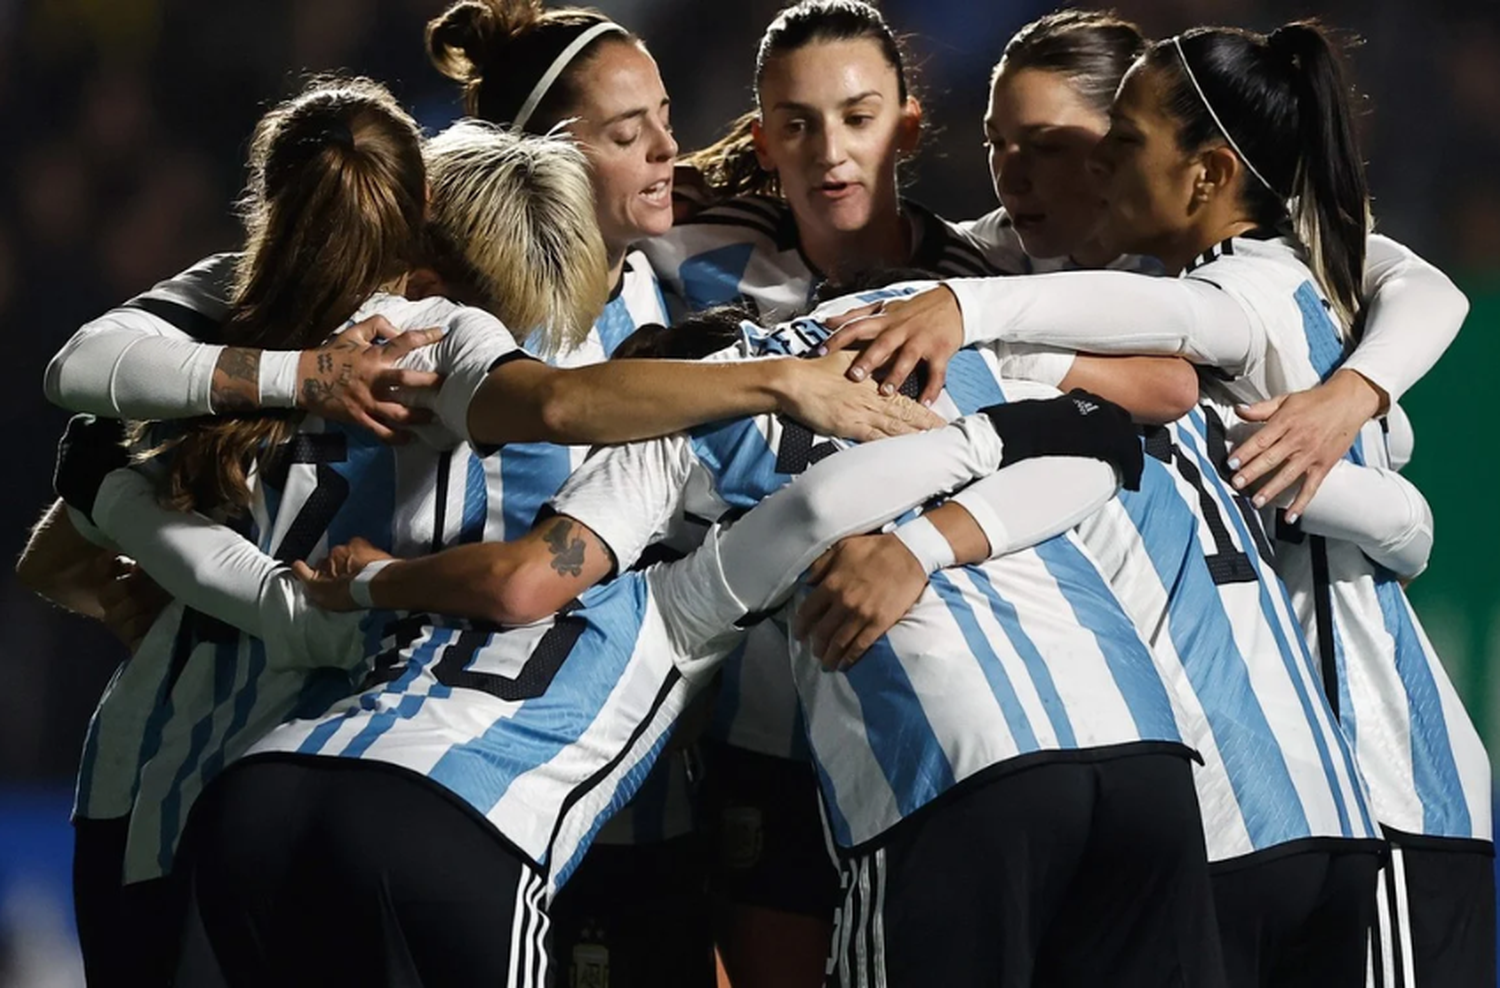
1,0,1497,980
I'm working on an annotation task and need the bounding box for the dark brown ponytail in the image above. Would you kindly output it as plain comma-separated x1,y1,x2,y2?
159,77,425,514
1146,21,1369,328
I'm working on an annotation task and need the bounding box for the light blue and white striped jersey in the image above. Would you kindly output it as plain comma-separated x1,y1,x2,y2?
1076,406,1380,862
788,527,1190,850
672,281,1065,760
549,289,1198,851
496,251,670,541
642,194,997,324
248,568,707,899
640,200,1000,760
113,290,530,883
71,255,238,824
1187,237,1492,842
496,250,691,848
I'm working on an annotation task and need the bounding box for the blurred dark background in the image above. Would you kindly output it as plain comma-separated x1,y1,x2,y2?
1,0,1497,981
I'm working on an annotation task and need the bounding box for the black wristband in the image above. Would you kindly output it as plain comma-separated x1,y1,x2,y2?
980,389,1144,490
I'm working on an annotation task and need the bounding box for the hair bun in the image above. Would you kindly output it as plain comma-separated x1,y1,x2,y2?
427,0,545,84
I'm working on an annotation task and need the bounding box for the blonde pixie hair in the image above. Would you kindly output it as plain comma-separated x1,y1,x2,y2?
423,119,609,355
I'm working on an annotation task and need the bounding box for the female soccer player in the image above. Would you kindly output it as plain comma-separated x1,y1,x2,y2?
66,326,1137,986
648,6,1006,977
825,19,1491,985
39,98,919,988
424,4,704,975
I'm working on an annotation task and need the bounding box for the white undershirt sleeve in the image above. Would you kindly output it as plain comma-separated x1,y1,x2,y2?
1342,234,1468,405
1273,459,1433,579
939,457,1121,559
946,271,1261,375
647,414,1008,673
90,469,367,670
45,307,224,418
1385,403,1415,471
712,414,1006,610
44,254,239,418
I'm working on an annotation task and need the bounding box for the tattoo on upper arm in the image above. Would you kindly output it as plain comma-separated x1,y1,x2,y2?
212,347,260,412
543,519,587,577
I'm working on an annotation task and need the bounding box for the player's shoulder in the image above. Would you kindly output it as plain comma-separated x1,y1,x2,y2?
1184,233,1311,292
619,250,669,318
906,200,1002,280
954,207,1031,275
351,292,504,335
647,194,799,257
123,252,241,338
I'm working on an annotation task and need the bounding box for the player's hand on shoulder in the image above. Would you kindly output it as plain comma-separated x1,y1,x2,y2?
296,316,446,443
1227,368,1387,519
820,286,964,407
783,349,944,442
795,532,928,672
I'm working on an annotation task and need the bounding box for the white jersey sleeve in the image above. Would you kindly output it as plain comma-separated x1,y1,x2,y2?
45,253,237,418
1342,234,1468,405
381,295,529,449
547,433,699,572
89,468,366,671
710,413,1007,610
946,270,1260,375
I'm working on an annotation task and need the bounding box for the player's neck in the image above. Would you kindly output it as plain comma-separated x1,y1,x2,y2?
1157,204,1260,275
604,243,627,291
1069,237,1119,270
800,203,910,284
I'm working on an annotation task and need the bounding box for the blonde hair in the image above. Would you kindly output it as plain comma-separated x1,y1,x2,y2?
423,120,609,355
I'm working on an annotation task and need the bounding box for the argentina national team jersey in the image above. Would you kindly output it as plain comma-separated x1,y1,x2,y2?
549,288,1198,852
641,194,996,323
115,291,529,883
248,570,706,899
71,255,238,825
1189,236,1490,843
1076,406,1380,862
697,284,1004,759
962,207,1165,277
490,251,693,847
495,251,670,542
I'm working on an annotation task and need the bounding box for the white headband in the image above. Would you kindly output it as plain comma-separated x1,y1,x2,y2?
1171,35,1279,197
512,21,628,131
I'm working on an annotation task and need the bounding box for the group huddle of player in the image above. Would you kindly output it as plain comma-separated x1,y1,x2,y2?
20,1,1492,986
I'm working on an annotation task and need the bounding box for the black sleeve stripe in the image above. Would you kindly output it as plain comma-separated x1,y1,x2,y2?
487,349,539,374
722,195,784,226
127,297,226,344
680,214,780,241
937,250,994,278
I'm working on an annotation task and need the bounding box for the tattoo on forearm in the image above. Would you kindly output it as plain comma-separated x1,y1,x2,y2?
543,519,587,578
212,347,260,412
